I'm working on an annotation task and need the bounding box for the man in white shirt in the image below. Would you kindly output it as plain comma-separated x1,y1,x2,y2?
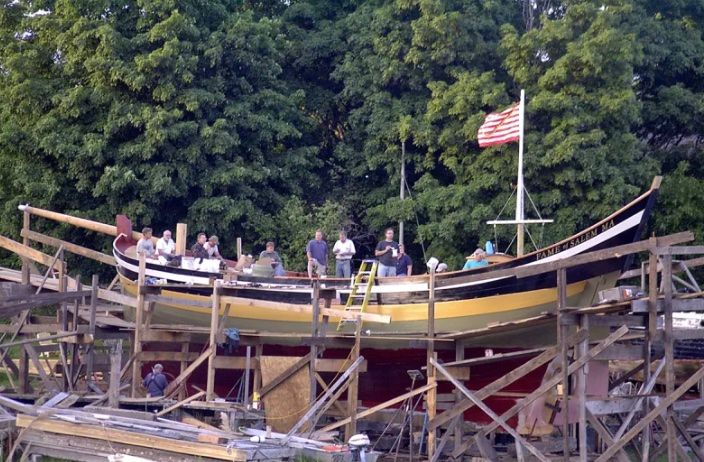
155,230,176,265
332,231,356,278
204,235,224,260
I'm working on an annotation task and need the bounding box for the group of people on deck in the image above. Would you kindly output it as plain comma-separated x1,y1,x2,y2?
306,227,413,279
135,227,224,264
136,225,490,277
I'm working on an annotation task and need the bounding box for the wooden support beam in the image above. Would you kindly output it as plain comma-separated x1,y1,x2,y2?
576,314,588,462
108,339,122,408
452,326,628,458
0,235,64,271
206,281,221,401
130,255,146,398
585,410,630,462
259,353,312,399
595,364,704,462
345,319,362,442
426,268,437,461
432,358,549,462
163,345,213,397
285,356,364,440
663,253,676,461
21,229,115,265
155,390,206,417
320,382,436,433
219,295,391,325
672,415,704,462
431,329,587,431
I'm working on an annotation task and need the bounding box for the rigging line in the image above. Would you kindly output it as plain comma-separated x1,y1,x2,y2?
524,225,539,252
504,233,517,255
494,186,517,221
402,177,427,263
524,187,544,220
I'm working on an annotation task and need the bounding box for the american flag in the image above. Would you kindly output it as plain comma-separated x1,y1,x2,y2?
477,102,521,147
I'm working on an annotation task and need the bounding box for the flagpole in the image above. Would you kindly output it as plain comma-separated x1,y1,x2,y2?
516,89,526,257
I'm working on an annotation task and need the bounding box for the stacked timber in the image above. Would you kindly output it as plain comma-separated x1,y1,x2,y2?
0,395,300,461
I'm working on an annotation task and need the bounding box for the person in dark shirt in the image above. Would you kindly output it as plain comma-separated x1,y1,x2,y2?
191,232,209,260
260,241,285,276
306,229,328,277
395,244,413,277
143,364,168,397
374,228,399,277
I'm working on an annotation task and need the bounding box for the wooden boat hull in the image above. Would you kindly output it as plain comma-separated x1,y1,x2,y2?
119,272,617,347
115,179,659,345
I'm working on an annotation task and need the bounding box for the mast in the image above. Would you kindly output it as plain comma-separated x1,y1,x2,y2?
399,139,405,246
516,90,526,256
486,90,552,256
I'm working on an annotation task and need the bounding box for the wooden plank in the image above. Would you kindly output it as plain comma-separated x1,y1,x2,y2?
155,391,206,417
663,253,676,461
672,415,704,462
206,282,220,401
164,346,213,397
21,229,115,266
15,414,248,461
131,255,146,398
320,382,436,433
0,235,63,271
432,359,549,462
442,347,546,368
585,410,630,462
139,351,200,362
259,353,312,398
219,295,391,324
595,364,704,462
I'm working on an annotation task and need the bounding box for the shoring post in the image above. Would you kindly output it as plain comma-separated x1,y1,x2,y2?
130,254,147,397
663,252,676,461
206,280,221,401
644,237,658,459
85,274,99,387
556,267,570,461
454,339,465,455
577,314,589,462
108,339,122,408
310,280,320,406
426,268,437,460
21,209,30,285
345,315,362,441
179,342,189,401
175,223,187,256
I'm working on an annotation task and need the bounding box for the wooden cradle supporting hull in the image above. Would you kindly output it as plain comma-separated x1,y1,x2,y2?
120,272,617,348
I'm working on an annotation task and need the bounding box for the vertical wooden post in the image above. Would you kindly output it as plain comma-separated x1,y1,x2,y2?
85,274,99,386
206,280,221,401
175,223,187,256
179,342,189,400
310,281,320,405
21,209,30,285
663,252,676,461
454,339,465,455
557,267,569,461
253,344,263,395
131,254,146,397
644,239,658,458
236,237,243,260
577,314,589,462
244,345,251,408
345,318,362,441
108,339,122,408
427,269,437,460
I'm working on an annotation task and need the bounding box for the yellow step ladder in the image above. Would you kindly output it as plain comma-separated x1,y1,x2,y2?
337,260,378,331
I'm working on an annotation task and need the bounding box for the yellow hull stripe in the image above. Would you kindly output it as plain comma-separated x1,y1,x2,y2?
122,277,587,324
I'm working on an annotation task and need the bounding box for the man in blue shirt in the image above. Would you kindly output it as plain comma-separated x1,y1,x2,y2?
395,244,413,277
463,248,489,270
306,229,328,277
143,364,168,397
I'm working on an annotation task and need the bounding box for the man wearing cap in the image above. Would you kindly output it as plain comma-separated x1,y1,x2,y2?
143,364,168,397
259,241,285,276
204,235,224,260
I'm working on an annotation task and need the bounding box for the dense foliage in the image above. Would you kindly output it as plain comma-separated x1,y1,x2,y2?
1,0,702,274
